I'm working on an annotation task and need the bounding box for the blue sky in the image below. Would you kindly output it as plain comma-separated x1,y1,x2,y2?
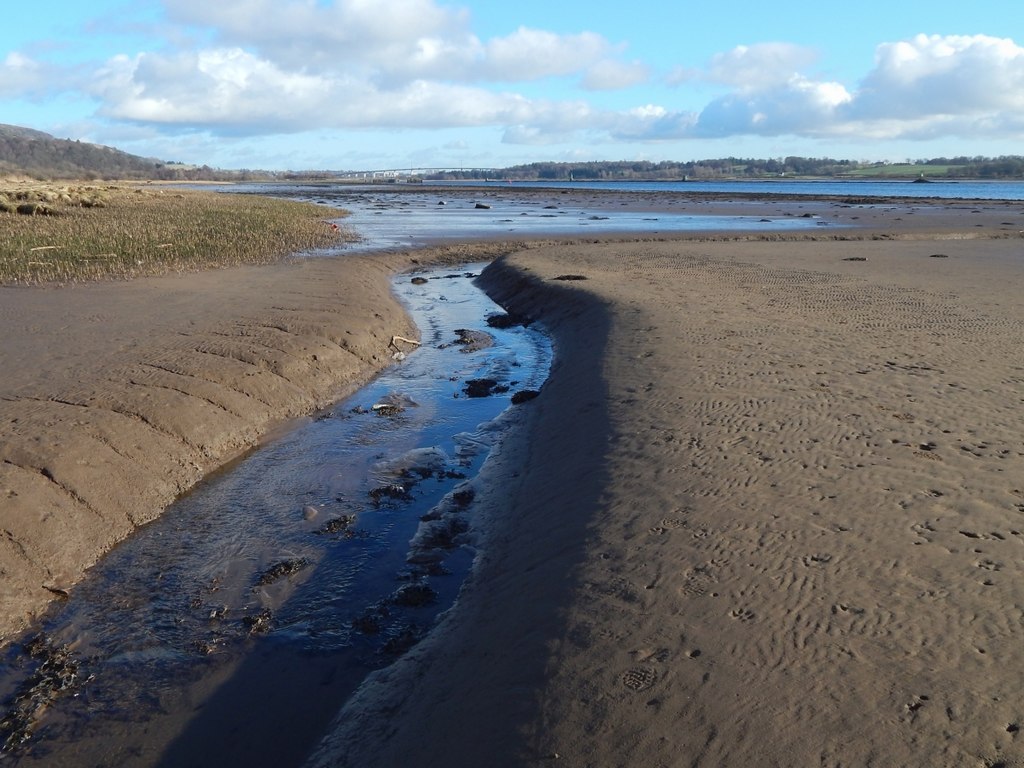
2,0,1023,171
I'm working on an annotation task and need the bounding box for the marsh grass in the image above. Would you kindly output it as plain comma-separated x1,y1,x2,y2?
0,184,354,284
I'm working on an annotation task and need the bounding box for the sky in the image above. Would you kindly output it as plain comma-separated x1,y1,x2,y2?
2,0,1023,171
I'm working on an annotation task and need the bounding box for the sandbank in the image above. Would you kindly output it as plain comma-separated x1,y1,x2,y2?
310,201,1024,767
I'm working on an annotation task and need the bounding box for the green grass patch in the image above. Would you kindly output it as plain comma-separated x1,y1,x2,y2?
840,163,966,178
0,184,354,285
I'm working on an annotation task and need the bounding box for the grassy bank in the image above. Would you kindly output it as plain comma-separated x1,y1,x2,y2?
0,184,354,284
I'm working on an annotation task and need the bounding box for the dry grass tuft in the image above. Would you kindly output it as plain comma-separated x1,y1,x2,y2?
0,183,354,285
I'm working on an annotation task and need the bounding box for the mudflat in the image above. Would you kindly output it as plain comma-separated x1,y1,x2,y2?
2,191,1023,766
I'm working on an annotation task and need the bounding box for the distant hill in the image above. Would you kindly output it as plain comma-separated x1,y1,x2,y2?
0,123,177,180
0,123,272,181
0,124,55,142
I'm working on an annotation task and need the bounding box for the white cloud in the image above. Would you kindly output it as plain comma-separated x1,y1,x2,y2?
90,46,552,133
164,0,468,61
705,43,820,89
849,33,1024,119
92,49,331,130
483,27,610,80
690,75,852,137
162,1,622,85
80,0,642,138
12,1,1024,156
624,34,1024,143
0,52,54,98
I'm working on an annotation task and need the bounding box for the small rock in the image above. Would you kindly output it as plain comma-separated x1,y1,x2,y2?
462,379,509,398
256,558,309,586
243,609,273,634
511,389,540,405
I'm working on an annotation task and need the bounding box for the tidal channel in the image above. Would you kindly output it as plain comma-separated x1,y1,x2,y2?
0,265,551,767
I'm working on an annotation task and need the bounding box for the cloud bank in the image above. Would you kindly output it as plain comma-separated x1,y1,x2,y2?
5,1,1024,149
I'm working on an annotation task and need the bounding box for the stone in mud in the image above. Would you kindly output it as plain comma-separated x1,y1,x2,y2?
192,638,225,656
0,634,83,753
462,379,509,398
441,328,493,352
352,607,388,634
243,608,273,634
474,202,491,209
316,514,357,535
511,389,540,405
256,558,309,586
485,312,530,329
371,392,418,416
369,483,413,504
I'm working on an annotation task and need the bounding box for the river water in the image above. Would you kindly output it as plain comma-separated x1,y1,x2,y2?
432,178,1024,200
0,266,551,767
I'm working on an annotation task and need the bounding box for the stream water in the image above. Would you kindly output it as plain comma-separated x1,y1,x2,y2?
0,265,551,767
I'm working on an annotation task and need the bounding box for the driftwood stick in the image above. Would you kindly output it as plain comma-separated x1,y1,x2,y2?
390,335,421,348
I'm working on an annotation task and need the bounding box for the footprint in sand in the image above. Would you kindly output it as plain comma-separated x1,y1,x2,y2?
679,560,727,598
649,516,687,535
903,694,930,722
976,559,1003,572
621,666,658,692
729,607,756,622
801,553,834,567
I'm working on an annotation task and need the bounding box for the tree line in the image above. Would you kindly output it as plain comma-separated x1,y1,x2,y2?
3,121,1023,181
429,156,1024,181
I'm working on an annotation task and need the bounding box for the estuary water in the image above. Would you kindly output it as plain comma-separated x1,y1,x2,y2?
434,178,1024,200
232,182,830,252
0,266,551,767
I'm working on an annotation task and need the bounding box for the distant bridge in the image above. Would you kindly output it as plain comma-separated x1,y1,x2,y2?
334,167,503,179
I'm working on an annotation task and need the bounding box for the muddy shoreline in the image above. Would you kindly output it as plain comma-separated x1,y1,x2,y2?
0,242,521,645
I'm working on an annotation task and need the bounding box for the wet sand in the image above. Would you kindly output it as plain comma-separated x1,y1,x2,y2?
309,201,1024,767
2,190,1024,766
